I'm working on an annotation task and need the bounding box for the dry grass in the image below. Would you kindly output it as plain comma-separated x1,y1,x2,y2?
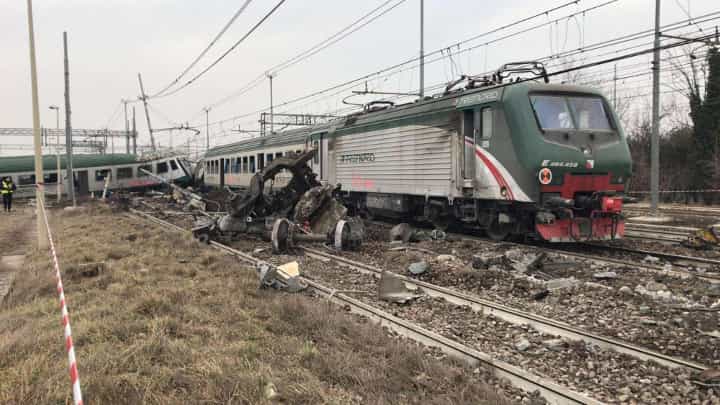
0,203,511,404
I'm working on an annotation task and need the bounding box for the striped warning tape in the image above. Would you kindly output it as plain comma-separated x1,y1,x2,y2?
37,194,83,405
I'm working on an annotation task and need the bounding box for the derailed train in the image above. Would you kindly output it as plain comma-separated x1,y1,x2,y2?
204,67,632,242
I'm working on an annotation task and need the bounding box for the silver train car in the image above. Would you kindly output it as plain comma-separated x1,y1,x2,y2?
0,153,192,199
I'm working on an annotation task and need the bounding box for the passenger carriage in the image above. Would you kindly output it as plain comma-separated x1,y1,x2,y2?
0,153,192,199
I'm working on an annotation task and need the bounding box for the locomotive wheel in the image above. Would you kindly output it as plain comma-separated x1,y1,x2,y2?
196,232,211,244
271,218,293,254
486,218,513,241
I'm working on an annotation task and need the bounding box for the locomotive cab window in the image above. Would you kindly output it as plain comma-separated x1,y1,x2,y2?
530,94,613,132
170,160,178,171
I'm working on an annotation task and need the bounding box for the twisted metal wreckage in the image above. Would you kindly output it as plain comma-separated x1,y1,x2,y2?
139,150,365,291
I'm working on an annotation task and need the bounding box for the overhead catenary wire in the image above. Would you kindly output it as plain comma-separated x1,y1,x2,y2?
150,0,255,98
202,0,587,113
153,0,288,100
197,0,619,128
204,0,411,111
189,7,718,149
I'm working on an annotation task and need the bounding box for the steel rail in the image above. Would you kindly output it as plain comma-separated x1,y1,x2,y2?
127,209,605,405
302,247,708,372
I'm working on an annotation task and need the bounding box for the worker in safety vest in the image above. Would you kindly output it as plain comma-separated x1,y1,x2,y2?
1,177,16,212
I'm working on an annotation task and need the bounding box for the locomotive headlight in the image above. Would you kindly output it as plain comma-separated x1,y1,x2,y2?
500,187,508,197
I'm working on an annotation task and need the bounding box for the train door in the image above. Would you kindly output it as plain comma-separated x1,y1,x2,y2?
77,171,89,195
461,109,478,186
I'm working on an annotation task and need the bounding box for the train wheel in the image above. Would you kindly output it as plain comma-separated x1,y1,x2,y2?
486,217,513,241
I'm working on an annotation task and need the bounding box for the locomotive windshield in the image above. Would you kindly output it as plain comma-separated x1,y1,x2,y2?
530,94,612,131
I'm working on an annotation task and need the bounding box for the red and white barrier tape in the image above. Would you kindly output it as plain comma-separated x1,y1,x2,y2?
37,195,83,405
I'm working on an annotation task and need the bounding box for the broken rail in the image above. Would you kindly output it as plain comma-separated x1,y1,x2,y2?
127,208,605,405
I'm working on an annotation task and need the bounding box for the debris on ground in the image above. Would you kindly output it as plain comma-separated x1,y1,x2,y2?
378,272,422,304
408,261,430,275
514,337,531,351
471,253,508,270
593,271,618,280
545,277,580,291
256,261,307,293
264,382,280,400
683,225,720,250
390,223,416,243
435,254,456,263
643,255,661,263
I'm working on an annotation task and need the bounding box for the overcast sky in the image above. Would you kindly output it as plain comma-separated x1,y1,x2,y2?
1,0,718,155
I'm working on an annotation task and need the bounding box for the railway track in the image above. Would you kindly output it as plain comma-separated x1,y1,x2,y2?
130,208,714,404
129,209,606,405
624,223,692,243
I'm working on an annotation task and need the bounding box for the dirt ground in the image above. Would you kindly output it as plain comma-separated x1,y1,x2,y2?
0,204,512,405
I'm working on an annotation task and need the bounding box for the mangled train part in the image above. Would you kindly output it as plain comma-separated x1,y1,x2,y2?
192,149,364,252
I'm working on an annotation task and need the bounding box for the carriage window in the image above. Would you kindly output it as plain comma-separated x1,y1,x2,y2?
313,141,319,164
43,173,58,184
138,165,152,176
242,156,249,173
157,162,169,174
170,160,178,171
267,153,274,163
249,156,256,173
567,97,612,130
257,154,265,171
530,95,574,130
276,152,283,159
117,167,133,179
18,174,35,185
95,169,111,181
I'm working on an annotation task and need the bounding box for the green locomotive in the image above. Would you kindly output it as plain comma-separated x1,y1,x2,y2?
205,64,632,242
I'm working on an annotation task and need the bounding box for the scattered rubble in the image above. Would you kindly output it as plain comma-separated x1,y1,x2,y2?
408,261,430,275
514,338,531,352
378,272,422,304
593,271,618,280
256,261,307,292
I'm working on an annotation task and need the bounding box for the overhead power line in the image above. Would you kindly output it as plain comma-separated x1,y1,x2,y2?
197,0,610,127
204,0,409,111
202,0,584,113
153,0,288,100
150,0,255,98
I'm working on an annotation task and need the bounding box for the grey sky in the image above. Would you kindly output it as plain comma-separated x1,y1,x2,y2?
1,0,718,154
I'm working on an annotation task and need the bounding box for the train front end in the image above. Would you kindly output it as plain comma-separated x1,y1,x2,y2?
505,83,633,242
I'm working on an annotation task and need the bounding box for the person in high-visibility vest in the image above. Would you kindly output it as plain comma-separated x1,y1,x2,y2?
1,177,16,212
